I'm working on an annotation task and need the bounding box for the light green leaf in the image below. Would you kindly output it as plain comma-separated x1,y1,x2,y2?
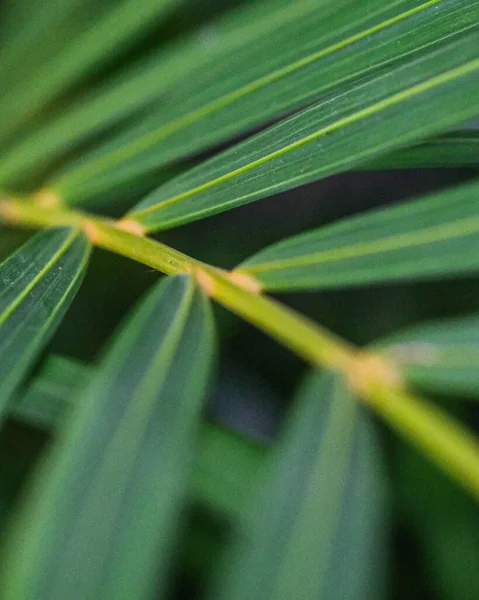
123,25,479,231
238,178,479,291
0,0,178,144
3,0,475,199
210,371,387,600
376,314,479,399
0,227,90,413
0,274,215,600
10,355,93,431
365,130,479,169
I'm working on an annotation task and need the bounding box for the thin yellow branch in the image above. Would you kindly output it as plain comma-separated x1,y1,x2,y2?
2,195,479,500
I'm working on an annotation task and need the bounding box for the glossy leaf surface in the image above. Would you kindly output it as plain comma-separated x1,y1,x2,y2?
2,1,474,199
125,26,479,231
0,228,90,414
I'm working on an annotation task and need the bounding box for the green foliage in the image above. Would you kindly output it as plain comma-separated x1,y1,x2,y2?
0,275,215,600
211,372,387,600
239,179,479,290
0,228,90,410
377,313,479,398
0,1,478,599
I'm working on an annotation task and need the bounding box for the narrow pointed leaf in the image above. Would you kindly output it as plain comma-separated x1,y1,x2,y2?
9,354,261,519
239,179,479,291
0,0,178,143
3,0,475,198
0,228,90,413
376,314,479,399
211,371,387,600
366,130,479,169
124,27,479,231
0,274,215,600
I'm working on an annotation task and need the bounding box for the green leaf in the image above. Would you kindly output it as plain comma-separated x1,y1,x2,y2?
395,442,479,600
0,274,215,600
0,0,178,144
10,355,263,519
376,314,479,399
210,371,387,600
122,24,479,231
11,355,93,431
365,130,479,169
238,178,479,291
0,227,90,413
4,0,475,199
195,424,265,519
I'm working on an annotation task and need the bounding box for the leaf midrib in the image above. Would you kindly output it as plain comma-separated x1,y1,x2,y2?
0,229,80,328
129,56,479,224
242,212,479,274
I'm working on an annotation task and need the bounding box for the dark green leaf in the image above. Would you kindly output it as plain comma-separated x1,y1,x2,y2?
4,1,476,200
239,179,479,291
0,228,90,413
210,371,387,600
123,26,479,231
0,0,178,143
366,130,479,169
0,274,215,600
376,314,479,399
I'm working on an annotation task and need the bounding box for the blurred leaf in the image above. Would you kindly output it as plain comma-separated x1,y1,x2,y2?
0,0,99,89
3,0,475,198
210,371,387,600
11,356,94,431
0,0,178,143
366,130,479,169
376,314,479,399
0,274,215,600
396,441,479,600
238,178,479,291
0,228,90,414
0,0,329,186
10,355,265,519
123,26,479,231
195,424,265,519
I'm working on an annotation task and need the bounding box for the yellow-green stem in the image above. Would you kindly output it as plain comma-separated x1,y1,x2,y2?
2,195,479,500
